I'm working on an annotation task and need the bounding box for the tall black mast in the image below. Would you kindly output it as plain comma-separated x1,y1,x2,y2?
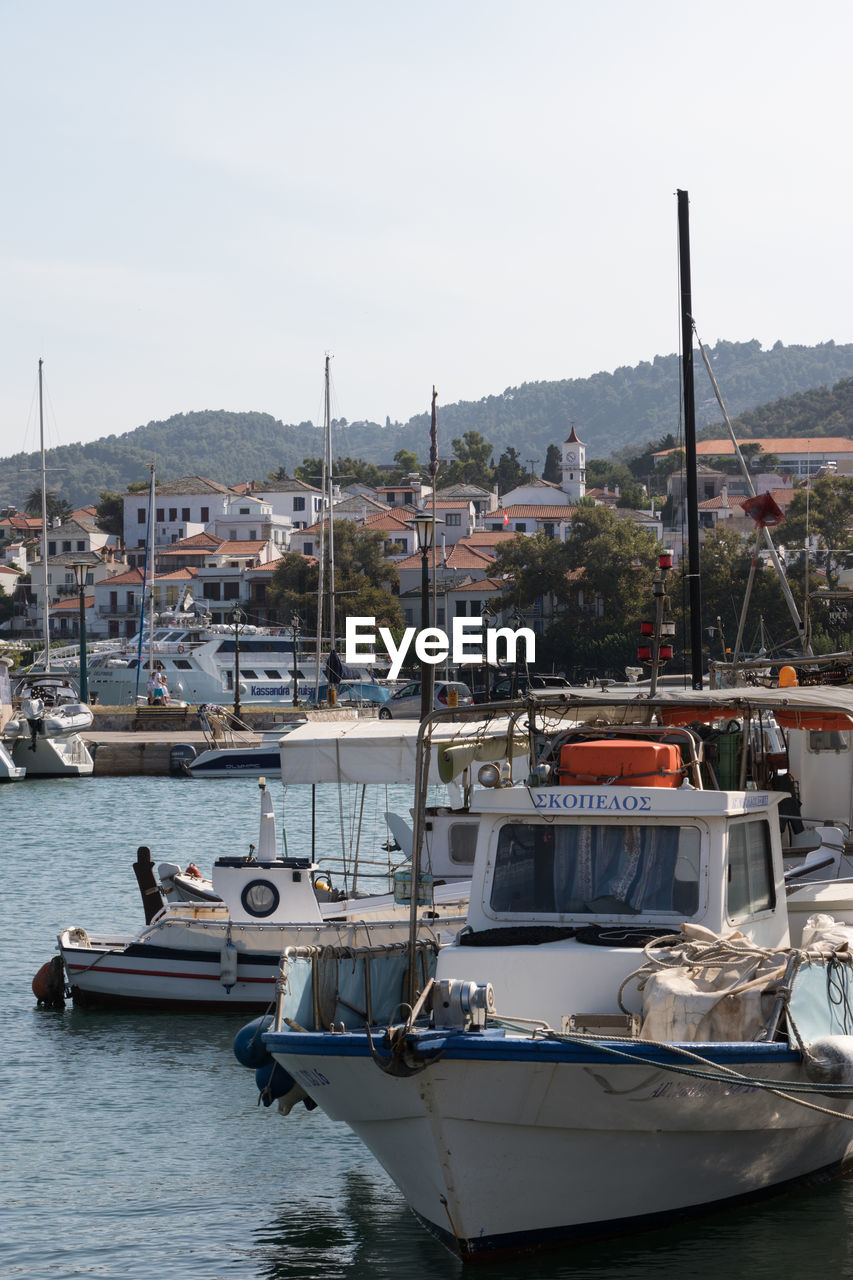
677,189,704,688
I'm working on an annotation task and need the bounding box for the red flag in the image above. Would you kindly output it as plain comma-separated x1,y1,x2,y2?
503,510,509,527
740,492,785,528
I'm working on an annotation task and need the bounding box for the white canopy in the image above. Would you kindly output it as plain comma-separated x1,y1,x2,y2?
279,718,529,786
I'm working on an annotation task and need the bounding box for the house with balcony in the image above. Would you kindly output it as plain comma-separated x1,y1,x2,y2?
196,539,282,625
376,476,433,509
212,492,292,551
122,476,232,566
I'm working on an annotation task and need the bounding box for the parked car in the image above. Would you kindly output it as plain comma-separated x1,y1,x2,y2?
473,673,572,703
377,680,474,719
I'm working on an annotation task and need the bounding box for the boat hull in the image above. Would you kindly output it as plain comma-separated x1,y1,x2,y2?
8,733,93,776
263,1028,853,1256
58,916,449,1013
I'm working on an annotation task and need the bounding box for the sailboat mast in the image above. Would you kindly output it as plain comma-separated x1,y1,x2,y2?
677,190,704,689
147,464,156,677
325,355,336,651
38,359,51,672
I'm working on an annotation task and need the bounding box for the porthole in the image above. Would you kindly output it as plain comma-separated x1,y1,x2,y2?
240,879,280,918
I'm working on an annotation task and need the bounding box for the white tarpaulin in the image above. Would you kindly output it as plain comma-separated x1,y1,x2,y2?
279,718,529,786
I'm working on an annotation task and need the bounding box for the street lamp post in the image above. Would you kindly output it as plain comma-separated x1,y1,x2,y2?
290,613,302,706
409,514,442,719
480,603,495,701
69,559,90,704
230,607,246,718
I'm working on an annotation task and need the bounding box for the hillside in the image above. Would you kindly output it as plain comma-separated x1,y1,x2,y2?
3,339,853,509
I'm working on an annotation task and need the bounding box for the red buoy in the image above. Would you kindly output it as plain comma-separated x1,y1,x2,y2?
32,956,66,1007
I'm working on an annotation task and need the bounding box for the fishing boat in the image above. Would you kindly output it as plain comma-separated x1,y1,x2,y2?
249,687,853,1256
52,773,469,1012
237,193,853,1254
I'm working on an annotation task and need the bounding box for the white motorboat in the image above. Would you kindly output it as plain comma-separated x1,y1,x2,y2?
250,688,853,1257
5,672,93,777
186,704,306,778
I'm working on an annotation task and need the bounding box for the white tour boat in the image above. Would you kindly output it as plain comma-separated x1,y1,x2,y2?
249,688,853,1257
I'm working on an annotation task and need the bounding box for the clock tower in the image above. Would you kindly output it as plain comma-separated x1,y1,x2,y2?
561,425,586,501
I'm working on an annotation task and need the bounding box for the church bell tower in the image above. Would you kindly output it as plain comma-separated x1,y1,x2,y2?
561,425,586,501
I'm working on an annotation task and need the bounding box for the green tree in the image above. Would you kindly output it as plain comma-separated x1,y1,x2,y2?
95,491,124,537
584,460,646,508
493,447,529,495
294,457,325,485
268,522,402,633
542,443,562,484
25,488,72,521
389,449,421,483
562,506,658,630
442,431,494,488
784,474,853,589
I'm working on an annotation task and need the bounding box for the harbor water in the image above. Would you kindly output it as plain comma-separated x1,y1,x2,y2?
5,775,853,1279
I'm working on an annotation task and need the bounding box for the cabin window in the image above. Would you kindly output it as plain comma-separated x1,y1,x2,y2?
726,819,775,920
489,822,701,917
448,822,478,865
264,669,282,679
173,660,192,670
807,730,851,754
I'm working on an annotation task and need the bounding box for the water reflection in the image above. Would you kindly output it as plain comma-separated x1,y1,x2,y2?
255,1172,459,1280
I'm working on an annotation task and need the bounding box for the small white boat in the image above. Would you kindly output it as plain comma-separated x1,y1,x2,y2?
186,704,306,778
5,673,93,777
250,688,853,1258
53,778,468,1012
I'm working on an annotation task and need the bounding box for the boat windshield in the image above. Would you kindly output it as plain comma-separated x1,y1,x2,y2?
490,822,701,918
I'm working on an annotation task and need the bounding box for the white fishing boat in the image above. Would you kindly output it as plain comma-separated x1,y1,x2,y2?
53,774,469,1012
251,687,853,1257
4,672,93,777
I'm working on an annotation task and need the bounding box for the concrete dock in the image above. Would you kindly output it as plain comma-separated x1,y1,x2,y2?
84,705,375,775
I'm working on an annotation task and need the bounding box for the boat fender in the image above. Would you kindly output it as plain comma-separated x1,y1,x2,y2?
32,956,66,1007
254,1060,313,1114
233,1015,274,1069
220,938,238,990
804,1036,853,1087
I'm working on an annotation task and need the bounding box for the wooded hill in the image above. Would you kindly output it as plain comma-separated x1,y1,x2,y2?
3,339,853,510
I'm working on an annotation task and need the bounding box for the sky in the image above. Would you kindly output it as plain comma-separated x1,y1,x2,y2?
2,0,853,456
